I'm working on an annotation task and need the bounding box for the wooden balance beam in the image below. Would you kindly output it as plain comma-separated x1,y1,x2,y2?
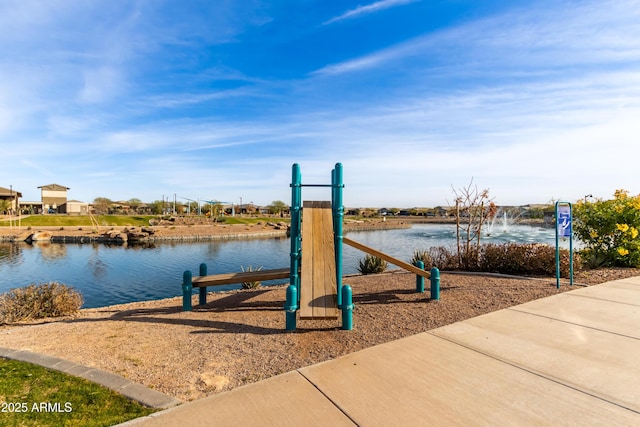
343,237,431,279
191,268,291,287
182,266,293,311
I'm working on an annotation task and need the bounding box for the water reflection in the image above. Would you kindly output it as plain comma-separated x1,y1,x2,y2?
33,241,68,261
0,224,565,308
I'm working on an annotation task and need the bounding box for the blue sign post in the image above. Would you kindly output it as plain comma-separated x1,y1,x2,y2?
555,201,574,288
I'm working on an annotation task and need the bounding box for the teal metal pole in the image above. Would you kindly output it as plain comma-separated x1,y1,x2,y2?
290,164,302,303
416,261,425,293
568,202,574,286
198,263,208,305
555,202,560,289
341,284,353,330
285,284,298,331
333,163,344,308
182,270,192,311
286,163,302,329
430,267,440,300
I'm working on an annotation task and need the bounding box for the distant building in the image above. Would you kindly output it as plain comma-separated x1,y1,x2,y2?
0,186,22,214
38,184,70,214
65,200,90,215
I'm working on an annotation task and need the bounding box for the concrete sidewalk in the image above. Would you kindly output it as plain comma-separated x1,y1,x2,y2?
123,277,640,426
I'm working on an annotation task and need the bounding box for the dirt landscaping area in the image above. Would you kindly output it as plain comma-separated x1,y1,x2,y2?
1,266,637,402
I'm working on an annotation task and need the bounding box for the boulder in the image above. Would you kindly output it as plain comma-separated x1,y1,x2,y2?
30,231,52,242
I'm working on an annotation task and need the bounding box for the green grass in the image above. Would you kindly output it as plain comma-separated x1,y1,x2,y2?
0,215,155,228
0,358,155,427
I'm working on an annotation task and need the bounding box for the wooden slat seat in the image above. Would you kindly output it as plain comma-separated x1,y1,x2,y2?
191,268,291,287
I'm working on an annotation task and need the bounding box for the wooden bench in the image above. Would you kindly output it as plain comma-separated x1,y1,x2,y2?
182,267,292,310
192,268,291,287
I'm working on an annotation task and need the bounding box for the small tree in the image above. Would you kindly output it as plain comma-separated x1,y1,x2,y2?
0,199,9,215
127,198,143,212
149,200,164,215
92,197,113,215
573,189,640,267
268,200,287,216
450,179,494,268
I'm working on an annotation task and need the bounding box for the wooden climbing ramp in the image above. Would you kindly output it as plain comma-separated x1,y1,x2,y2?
299,201,339,320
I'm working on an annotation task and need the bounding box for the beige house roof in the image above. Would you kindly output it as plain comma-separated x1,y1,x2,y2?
38,184,70,191
0,186,23,197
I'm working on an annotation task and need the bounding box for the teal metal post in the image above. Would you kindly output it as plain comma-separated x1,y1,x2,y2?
554,202,560,289
198,263,208,305
416,261,425,293
333,163,344,308
341,284,353,330
286,164,302,329
285,284,298,331
430,267,440,300
182,270,193,311
290,164,302,302
568,203,574,286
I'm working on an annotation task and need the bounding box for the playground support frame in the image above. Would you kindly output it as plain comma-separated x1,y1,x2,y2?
286,163,345,331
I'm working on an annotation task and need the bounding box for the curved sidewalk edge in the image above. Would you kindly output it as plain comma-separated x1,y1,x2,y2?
0,347,182,410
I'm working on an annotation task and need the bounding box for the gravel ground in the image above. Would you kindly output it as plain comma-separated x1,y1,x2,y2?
1,267,637,402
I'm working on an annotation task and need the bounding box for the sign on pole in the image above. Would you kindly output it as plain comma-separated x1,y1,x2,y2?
557,204,572,237
555,201,574,288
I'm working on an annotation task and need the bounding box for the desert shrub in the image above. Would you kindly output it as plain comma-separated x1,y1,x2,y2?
240,265,263,289
481,243,534,274
427,246,459,270
0,282,83,324
424,243,578,277
410,250,433,270
479,243,576,276
573,189,640,267
358,255,388,275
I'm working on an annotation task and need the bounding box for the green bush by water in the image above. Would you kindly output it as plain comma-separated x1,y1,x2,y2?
240,265,263,289
358,254,388,275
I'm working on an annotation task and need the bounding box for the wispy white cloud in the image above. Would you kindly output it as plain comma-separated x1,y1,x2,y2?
323,0,420,25
314,0,640,76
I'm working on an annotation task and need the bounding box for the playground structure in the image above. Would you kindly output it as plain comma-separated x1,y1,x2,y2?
181,163,440,331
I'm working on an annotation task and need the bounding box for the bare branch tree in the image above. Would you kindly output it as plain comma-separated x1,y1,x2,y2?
450,179,495,268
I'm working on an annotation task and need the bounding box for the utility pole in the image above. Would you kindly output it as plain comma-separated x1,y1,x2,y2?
9,185,13,230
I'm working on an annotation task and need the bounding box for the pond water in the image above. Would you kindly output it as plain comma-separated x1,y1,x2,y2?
0,224,565,308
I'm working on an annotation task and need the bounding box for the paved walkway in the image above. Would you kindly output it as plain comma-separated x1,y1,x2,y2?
121,276,640,426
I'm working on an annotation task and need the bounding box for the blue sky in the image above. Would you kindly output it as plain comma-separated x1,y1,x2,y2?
1,0,639,208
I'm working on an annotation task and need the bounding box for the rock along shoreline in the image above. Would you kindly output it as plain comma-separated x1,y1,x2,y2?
0,220,411,245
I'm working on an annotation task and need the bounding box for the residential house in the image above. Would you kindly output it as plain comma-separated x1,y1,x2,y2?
65,200,90,215
0,186,22,214
38,184,70,214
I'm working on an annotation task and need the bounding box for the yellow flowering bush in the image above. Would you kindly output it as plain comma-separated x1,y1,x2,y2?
574,190,640,267
616,223,630,232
